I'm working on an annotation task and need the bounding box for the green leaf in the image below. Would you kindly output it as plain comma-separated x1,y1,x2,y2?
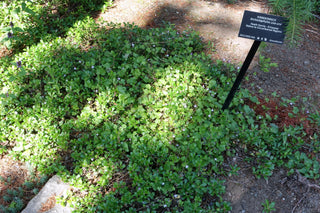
25,6,35,15
21,2,27,11
13,27,24,32
12,8,21,15
123,142,129,152
293,107,299,114
117,86,126,94
1,27,12,33
0,37,10,43
243,105,251,114
270,123,279,134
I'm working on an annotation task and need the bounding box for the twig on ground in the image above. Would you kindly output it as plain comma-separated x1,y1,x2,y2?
296,169,320,190
312,13,320,20
291,170,320,213
305,29,320,36
307,24,319,31
291,187,309,213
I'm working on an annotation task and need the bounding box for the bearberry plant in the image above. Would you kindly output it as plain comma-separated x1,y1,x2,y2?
0,1,319,212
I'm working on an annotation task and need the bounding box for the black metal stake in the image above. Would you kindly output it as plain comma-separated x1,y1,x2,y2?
222,40,261,110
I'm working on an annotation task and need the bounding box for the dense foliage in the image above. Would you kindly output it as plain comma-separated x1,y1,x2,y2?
0,0,105,52
0,0,319,212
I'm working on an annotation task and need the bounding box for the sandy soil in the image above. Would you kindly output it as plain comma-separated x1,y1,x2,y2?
98,0,269,64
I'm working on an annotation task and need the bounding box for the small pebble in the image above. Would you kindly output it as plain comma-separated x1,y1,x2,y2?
276,190,283,197
303,60,310,65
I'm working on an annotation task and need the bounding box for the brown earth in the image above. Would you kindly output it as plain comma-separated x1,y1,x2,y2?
0,156,29,206
0,156,44,208
247,22,320,113
97,0,320,212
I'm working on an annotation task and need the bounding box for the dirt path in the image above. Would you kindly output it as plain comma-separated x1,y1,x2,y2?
97,0,320,212
98,0,269,64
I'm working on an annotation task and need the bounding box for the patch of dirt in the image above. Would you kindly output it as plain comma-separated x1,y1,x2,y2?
0,155,49,210
97,0,320,212
224,152,320,212
246,97,318,135
98,0,269,64
245,22,320,113
0,156,30,205
0,46,12,58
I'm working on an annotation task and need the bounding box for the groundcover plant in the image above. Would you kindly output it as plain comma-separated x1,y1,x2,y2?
0,7,319,213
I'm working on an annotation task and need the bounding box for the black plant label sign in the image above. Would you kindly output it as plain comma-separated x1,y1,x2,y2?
239,10,288,44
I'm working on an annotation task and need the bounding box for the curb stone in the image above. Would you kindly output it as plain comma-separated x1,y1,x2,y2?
22,175,74,213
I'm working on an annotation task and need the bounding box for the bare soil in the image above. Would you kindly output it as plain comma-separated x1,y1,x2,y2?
0,156,28,206
0,156,42,207
247,23,320,113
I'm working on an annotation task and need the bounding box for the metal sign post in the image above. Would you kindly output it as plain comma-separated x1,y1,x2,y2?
222,10,287,110
222,40,261,110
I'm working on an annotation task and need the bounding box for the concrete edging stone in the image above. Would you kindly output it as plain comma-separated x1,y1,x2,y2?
22,175,74,213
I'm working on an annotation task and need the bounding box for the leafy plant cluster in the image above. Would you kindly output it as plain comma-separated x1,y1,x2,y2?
0,1,319,212
0,0,108,52
1,18,234,211
262,199,276,213
0,172,48,213
258,54,278,73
